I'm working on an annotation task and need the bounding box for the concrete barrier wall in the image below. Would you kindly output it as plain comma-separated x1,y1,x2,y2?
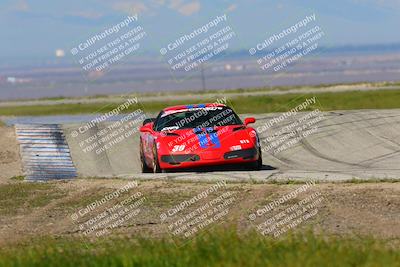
63,122,141,178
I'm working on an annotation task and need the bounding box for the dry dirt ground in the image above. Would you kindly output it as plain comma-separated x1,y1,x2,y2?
0,178,399,246
0,126,22,183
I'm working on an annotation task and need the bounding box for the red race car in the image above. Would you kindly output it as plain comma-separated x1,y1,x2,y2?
139,103,262,173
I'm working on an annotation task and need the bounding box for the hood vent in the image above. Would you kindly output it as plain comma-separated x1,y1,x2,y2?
165,132,180,136
233,126,246,132
194,128,218,134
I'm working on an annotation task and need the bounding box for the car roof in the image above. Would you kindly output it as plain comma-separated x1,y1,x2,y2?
162,103,227,112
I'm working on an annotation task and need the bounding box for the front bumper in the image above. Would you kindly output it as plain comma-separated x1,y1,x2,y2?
159,148,259,169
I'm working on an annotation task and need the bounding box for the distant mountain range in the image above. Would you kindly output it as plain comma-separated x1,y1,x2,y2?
222,43,400,59
1,43,399,68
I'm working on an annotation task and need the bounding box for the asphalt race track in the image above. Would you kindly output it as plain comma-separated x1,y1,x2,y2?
62,109,400,182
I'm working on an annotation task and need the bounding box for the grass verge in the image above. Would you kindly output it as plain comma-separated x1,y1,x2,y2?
0,229,398,267
0,89,400,116
0,182,66,215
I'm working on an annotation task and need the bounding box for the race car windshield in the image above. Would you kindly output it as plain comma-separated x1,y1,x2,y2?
155,107,243,131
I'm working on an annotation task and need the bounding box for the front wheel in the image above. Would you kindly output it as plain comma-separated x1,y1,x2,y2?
249,148,262,170
140,140,152,173
152,144,162,173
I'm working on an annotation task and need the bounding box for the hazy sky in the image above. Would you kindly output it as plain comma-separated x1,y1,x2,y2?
1,0,399,59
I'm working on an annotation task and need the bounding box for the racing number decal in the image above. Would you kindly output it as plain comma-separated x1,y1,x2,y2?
172,145,185,152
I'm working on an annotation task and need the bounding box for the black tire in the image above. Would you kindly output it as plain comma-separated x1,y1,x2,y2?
140,140,152,173
152,144,162,173
249,147,262,170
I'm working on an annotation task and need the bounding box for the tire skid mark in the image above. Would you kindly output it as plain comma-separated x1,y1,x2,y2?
299,138,368,168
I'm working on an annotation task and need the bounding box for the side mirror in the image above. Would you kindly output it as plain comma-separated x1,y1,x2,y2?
140,124,153,133
244,117,256,126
